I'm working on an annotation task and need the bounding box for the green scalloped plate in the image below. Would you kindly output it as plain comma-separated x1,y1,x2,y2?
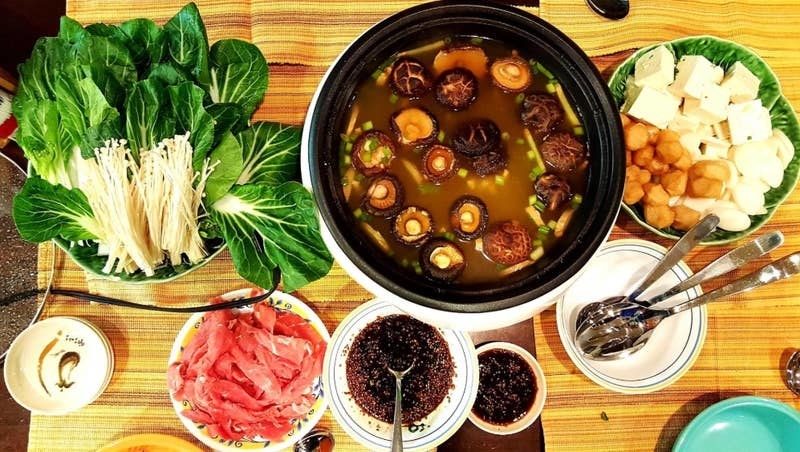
609,35,800,245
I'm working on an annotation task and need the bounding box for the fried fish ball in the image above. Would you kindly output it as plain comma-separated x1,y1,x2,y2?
632,145,654,167
689,160,730,182
644,204,675,229
644,156,670,176
660,169,688,197
671,205,702,231
626,165,651,185
642,182,670,206
672,149,693,171
625,122,649,151
687,176,725,198
655,139,684,164
623,180,645,205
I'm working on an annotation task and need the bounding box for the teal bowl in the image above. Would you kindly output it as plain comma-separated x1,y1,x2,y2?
673,396,800,451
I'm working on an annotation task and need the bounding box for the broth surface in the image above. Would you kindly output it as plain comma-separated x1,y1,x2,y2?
340,37,587,284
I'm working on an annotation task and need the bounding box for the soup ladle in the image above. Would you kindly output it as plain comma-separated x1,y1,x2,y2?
576,251,800,360
575,214,719,331
585,0,630,20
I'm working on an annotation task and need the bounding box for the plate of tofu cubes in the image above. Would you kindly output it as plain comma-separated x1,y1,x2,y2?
609,35,799,244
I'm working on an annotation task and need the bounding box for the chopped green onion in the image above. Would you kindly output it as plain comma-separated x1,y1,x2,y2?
457,168,469,178
419,183,440,194
515,93,525,104
362,121,374,131
573,125,584,136
371,68,383,80
528,58,538,71
364,138,377,151
401,258,410,268
571,194,584,207
501,131,510,141
470,37,484,44
536,62,555,80
343,154,352,165
529,166,545,181
528,194,538,206
538,225,551,235
341,176,350,187
389,93,400,104
530,246,545,262
545,82,556,93
345,142,353,152
339,141,347,153
533,239,543,248
437,130,446,142
412,261,422,275
547,219,557,229
353,207,363,219
443,231,456,241
354,173,366,182
494,175,505,186
515,137,526,146
526,149,536,161
534,200,546,212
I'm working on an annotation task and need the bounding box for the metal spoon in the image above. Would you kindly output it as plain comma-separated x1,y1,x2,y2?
388,360,414,452
585,0,630,20
785,350,800,397
576,251,800,360
294,428,335,452
575,214,719,330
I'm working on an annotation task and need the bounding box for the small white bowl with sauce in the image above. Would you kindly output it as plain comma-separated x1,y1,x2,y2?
3,316,114,414
468,341,546,435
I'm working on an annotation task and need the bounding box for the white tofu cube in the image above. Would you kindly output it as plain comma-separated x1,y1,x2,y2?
726,99,772,144
621,85,681,129
634,45,675,90
667,112,701,135
711,65,725,84
679,132,704,159
682,82,730,124
721,61,760,103
669,55,717,99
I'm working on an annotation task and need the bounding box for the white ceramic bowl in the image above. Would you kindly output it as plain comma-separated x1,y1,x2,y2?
468,341,546,435
556,239,707,394
3,316,114,414
167,289,329,452
323,299,479,452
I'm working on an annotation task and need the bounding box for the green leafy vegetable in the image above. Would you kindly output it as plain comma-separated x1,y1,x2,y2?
12,2,333,290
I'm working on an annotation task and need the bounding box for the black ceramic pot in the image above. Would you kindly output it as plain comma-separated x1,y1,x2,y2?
301,0,624,330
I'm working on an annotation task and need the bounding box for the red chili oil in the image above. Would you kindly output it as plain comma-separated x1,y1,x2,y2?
472,348,536,425
345,314,454,424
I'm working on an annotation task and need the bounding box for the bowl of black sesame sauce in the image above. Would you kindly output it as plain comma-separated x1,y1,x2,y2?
469,341,546,435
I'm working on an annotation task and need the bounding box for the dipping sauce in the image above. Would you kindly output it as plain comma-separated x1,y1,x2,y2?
345,314,454,424
473,348,536,425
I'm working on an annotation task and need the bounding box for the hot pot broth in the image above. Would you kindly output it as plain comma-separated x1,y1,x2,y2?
339,36,587,284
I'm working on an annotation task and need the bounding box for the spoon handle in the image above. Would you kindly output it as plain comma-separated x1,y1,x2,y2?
645,230,784,306
628,214,719,300
392,374,404,452
669,251,800,314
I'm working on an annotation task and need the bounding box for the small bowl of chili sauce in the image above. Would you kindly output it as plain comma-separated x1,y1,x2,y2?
468,341,546,435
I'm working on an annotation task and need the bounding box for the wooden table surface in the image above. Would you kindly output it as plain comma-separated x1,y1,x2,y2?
11,0,800,451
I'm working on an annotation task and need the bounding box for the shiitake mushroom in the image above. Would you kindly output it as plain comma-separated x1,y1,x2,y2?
482,221,533,266
390,107,438,146
449,195,488,241
392,206,433,246
390,57,433,98
490,55,532,93
434,68,478,111
451,119,501,157
421,144,458,184
362,174,404,217
352,130,397,176
540,132,587,172
419,238,466,282
471,148,508,177
520,93,564,135
432,43,489,79
534,173,572,211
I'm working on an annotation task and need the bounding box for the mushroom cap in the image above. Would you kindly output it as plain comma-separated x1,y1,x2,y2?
482,221,533,266
534,172,572,211
449,195,489,241
419,238,466,282
390,107,439,146
520,93,564,135
352,130,397,176
392,206,434,246
390,57,433,99
490,55,533,93
432,43,489,79
540,132,587,173
362,174,405,217
451,119,502,157
434,68,478,112
471,148,508,177
422,144,458,184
